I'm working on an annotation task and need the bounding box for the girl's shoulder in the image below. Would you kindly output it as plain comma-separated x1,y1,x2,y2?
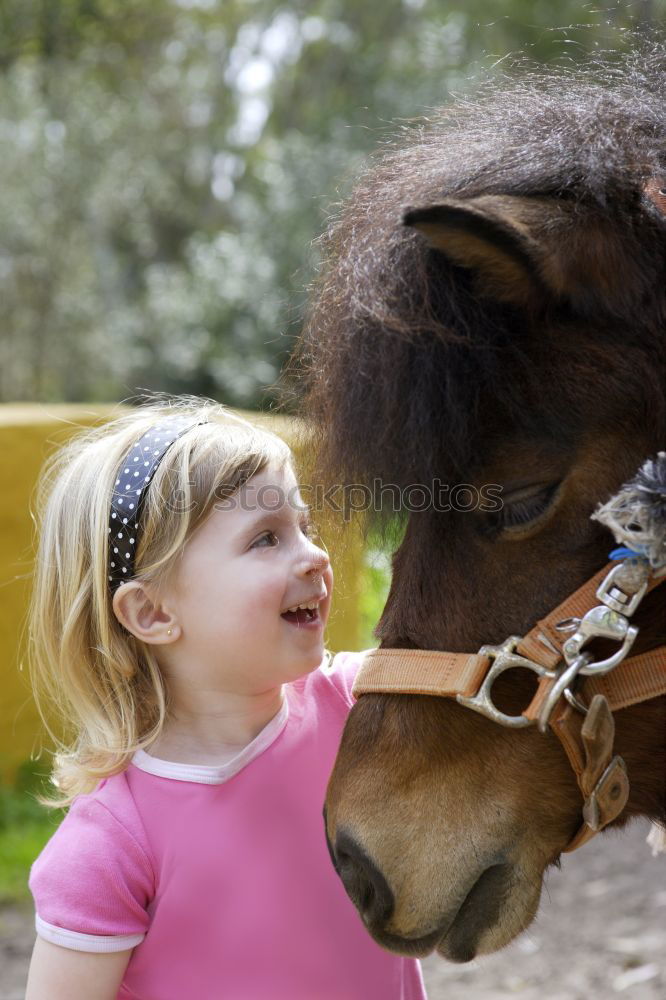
69,768,151,852
33,769,154,884
29,769,155,951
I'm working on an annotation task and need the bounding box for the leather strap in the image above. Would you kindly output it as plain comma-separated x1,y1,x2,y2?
516,564,618,668
517,563,663,670
352,561,666,715
523,646,666,721
351,647,666,708
551,695,631,852
354,648,490,698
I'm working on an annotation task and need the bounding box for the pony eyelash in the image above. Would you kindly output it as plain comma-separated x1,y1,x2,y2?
490,482,561,534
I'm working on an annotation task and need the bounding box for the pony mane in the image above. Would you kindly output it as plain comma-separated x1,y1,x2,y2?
291,40,666,505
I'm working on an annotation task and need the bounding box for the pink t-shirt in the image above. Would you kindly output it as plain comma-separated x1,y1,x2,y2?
29,652,426,1000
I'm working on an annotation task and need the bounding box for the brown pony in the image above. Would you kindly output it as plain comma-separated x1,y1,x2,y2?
296,47,666,963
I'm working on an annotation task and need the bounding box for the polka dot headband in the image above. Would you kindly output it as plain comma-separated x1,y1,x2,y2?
108,416,203,592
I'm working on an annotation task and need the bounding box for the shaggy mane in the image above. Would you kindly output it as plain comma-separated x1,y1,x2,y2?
290,41,666,504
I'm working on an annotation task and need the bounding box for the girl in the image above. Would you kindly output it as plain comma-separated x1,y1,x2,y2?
25,397,426,1000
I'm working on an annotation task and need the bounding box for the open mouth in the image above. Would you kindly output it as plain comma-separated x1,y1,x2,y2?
281,605,321,626
435,862,513,962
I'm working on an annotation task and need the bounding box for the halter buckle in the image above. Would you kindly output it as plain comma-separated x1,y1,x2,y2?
582,755,629,832
457,637,557,729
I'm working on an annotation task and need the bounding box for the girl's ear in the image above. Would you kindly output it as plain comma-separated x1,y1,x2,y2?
112,582,180,644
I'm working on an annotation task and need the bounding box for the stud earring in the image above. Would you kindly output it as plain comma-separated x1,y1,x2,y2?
167,628,173,636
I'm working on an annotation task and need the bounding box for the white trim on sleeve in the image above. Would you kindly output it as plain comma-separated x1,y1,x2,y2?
35,914,144,953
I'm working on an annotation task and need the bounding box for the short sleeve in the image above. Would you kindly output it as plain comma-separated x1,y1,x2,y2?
29,794,154,953
321,650,370,706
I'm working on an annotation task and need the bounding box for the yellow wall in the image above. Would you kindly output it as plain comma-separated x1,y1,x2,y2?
0,404,361,782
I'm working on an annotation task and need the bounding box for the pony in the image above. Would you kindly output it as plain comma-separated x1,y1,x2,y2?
295,45,666,963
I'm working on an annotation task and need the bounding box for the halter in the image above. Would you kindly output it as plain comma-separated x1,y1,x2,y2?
352,457,666,853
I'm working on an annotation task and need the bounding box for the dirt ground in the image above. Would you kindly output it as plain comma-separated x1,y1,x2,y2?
1,819,663,999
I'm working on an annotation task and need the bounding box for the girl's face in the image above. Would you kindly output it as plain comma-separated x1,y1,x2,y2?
163,462,334,694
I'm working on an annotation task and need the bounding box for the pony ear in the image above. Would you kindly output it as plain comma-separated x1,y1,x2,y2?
405,191,663,315
403,197,548,306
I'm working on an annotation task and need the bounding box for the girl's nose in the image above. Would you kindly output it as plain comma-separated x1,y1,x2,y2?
300,538,330,577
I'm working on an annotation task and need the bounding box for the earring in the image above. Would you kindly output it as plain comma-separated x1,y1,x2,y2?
167,628,173,636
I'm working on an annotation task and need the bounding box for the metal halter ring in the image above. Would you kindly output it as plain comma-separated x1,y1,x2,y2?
536,654,591,732
563,685,589,715
456,636,557,729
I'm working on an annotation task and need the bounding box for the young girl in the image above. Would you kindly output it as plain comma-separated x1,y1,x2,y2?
25,398,426,1000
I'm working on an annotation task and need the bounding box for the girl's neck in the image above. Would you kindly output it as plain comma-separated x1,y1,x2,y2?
146,686,285,766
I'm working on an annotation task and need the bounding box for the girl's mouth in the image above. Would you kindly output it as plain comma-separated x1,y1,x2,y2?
281,607,321,627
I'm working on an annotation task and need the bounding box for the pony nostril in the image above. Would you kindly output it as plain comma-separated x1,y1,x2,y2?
337,848,374,910
334,831,395,927
360,878,374,913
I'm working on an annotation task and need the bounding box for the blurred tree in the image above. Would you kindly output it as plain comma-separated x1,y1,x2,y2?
0,0,663,406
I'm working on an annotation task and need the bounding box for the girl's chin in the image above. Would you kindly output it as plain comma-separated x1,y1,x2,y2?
289,644,326,677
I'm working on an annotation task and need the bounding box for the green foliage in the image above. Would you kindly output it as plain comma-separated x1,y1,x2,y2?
0,759,57,829
1,1,664,406
0,759,63,904
358,513,408,646
359,547,391,648
0,821,57,902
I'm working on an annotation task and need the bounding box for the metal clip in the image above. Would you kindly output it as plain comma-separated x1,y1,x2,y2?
457,636,556,729
595,563,648,616
561,605,638,677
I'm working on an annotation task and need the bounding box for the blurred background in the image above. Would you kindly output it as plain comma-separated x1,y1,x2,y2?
2,2,666,997
2,0,664,410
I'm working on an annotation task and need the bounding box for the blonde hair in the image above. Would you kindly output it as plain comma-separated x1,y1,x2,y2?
29,396,291,807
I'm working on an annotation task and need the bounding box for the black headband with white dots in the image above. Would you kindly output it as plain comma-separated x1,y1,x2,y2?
108,416,203,593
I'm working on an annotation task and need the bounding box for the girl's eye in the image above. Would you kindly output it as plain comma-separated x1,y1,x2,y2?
489,482,561,535
251,522,318,549
253,531,279,548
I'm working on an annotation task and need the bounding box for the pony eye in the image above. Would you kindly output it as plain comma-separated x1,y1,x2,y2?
490,482,561,535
